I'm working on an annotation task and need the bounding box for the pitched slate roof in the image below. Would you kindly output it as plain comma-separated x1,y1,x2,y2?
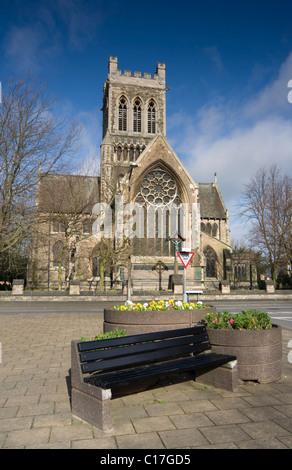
37,174,100,214
197,183,227,219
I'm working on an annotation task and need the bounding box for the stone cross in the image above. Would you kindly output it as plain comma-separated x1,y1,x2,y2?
152,261,168,291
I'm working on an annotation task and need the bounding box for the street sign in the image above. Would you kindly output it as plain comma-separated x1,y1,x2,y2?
177,251,194,268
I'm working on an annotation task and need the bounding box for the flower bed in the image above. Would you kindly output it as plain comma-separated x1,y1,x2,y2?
202,310,282,383
113,299,212,311
202,309,273,330
104,299,216,335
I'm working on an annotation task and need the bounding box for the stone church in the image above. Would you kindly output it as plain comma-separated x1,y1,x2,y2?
29,57,256,292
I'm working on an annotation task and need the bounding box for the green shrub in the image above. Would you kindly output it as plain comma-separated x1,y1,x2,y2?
81,327,127,342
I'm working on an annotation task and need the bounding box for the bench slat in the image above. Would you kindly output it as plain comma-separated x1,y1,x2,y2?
78,326,206,352
81,345,208,373
85,353,237,389
80,332,210,362
82,341,209,374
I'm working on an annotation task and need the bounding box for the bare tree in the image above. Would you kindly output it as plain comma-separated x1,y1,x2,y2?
275,173,292,269
239,164,292,282
34,173,98,290
90,235,130,292
0,75,80,265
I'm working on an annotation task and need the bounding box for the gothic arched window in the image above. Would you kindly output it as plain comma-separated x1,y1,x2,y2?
133,98,142,132
117,145,122,161
118,96,127,131
135,145,140,160
206,223,212,235
147,100,156,134
212,224,218,237
129,145,135,162
204,247,217,278
134,167,182,256
123,145,128,162
234,264,246,280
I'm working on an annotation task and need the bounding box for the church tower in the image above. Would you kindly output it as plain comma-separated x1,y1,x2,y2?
100,56,167,201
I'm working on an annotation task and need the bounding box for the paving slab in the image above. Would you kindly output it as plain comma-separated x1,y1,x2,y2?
159,427,210,448
0,306,292,450
116,432,165,449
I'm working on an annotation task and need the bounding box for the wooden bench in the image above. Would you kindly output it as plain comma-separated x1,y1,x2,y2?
71,326,238,431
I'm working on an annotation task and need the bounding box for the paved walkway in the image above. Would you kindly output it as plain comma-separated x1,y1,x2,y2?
0,309,292,449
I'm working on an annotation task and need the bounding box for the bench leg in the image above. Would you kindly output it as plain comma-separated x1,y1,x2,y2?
71,340,113,431
195,360,238,392
71,386,112,432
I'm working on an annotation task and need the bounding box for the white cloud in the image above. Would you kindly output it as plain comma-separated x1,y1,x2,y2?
3,24,59,74
46,97,100,175
186,116,292,201
2,0,108,74
170,52,292,242
244,51,292,118
54,0,105,50
74,110,100,176
202,45,224,72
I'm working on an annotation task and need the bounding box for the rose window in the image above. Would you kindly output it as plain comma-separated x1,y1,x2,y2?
138,168,181,206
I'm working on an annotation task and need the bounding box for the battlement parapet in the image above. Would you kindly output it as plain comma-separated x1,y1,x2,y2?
108,56,165,86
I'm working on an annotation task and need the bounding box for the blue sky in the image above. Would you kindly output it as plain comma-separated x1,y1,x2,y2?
1,0,292,243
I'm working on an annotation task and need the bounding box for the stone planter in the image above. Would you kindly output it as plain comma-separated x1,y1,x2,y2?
207,325,282,383
103,307,216,335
